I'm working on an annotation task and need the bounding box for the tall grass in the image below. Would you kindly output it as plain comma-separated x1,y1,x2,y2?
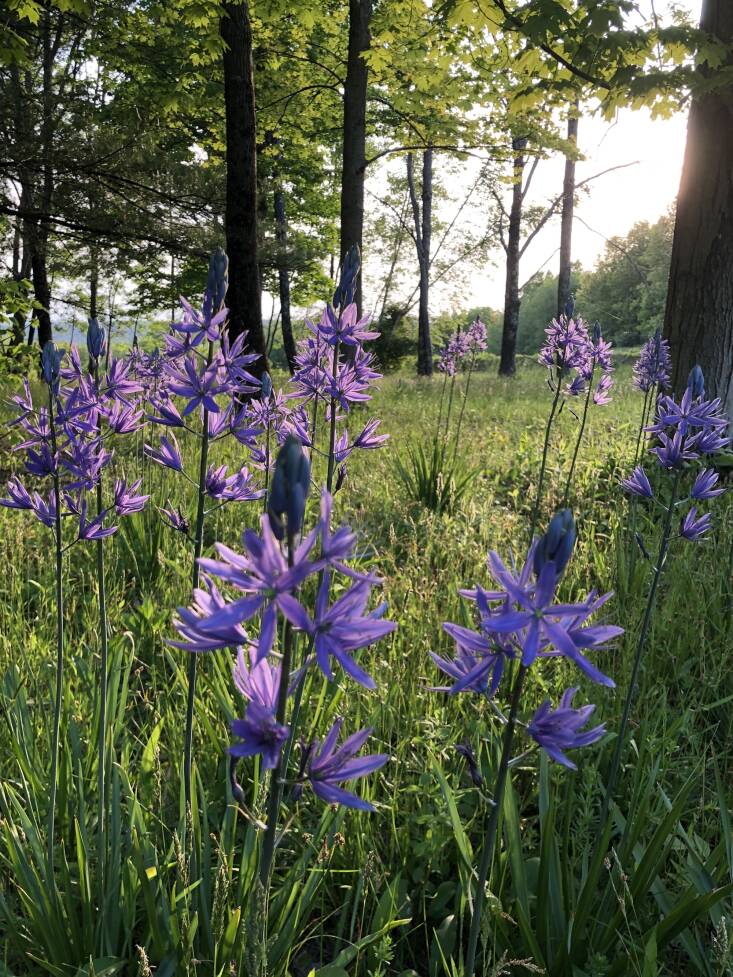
0,356,731,975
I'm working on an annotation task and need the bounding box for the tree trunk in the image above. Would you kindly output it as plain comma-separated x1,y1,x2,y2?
557,105,579,318
89,241,99,319
406,149,434,376
499,136,527,377
340,0,371,316
220,0,267,378
663,0,733,420
274,188,296,373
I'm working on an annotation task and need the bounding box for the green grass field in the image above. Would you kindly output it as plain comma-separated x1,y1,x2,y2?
0,355,732,977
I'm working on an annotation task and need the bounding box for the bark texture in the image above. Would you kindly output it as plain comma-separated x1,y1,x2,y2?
663,0,733,420
220,0,267,377
499,137,527,377
339,0,371,316
274,189,296,373
406,149,434,375
557,106,579,318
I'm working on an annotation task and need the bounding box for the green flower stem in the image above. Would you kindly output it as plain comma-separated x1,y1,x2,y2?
259,533,296,890
464,663,528,977
601,468,682,826
47,387,64,872
326,339,340,493
183,338,214,814
562,364,595,508
452,351,476,467
93,365,109,924
528,373,563,548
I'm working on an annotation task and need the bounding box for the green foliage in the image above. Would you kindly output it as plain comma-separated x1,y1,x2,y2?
395,437,477,515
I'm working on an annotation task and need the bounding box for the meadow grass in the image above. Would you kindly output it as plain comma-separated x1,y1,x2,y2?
0,355,731,976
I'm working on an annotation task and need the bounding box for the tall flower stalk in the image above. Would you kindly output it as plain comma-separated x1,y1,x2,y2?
45,349,65,870
430,510,621,976
607,365,729,818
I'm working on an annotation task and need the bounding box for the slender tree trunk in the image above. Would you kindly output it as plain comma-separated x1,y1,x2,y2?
11,202,31,347
499,136,527,377
340,0,372,316
89,241,99,319
220,1,267,377
663,0,733,419
274,189,296,373
557,105,579,318
406,149,434,375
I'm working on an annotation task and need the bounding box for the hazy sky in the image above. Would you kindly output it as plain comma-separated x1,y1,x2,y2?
363,0,701,317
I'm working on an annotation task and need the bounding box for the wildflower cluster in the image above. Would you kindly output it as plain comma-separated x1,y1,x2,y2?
1,337,147,540
539,303,614,406
437,317,487,375
622,365,729,542
633,328,672,393
433,510,619,768
174,442,394,811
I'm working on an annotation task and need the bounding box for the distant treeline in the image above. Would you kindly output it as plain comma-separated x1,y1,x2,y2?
408,212,673,361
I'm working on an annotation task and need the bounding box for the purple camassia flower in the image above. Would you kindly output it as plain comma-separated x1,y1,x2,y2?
353,418,389,451
621,466,654,498
324,362,373,411
159,501,189,535
171,575,249,652
147,396,184,428
484,549,617,686
0,476,35,510
438,543,620,694
680,506,712,541
101,358,143,405
173,295,228,346
304,718,388,811
539,314,590,372
430,631,513,698
30,491,57,528
230,702,289,771
691,469,725,500
77,500,117,541
194,514,319,659
633,331,672,392
218,332,261,393
104,400,144,435
207,464,264,503
593,373,613,406
168,355,224,415
317,492,379,583
284,577,395,689
61,439,113,491
467,317,488,351
24,443,57,478
316,302,379,348
527,688,605,769
113,478,149,515
649,386,729,438
145,434,183,472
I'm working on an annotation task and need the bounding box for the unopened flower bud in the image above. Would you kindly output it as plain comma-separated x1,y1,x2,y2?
333,244,360,309
40,342,64,390
268,435,311,540
534,509,576,580
687,364,705,399
261,371,273,400
592,320,601,343
207,247,229,312
86,317,106,363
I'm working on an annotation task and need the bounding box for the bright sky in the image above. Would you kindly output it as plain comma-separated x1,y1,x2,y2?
363,0,701,317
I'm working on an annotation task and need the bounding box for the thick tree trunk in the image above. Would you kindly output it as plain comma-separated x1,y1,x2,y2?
340,0,371,316
663,0,733,421
557,106,579,318
220,0,267,378
274,188,296,373
499,137,527,377
406,149,434,375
